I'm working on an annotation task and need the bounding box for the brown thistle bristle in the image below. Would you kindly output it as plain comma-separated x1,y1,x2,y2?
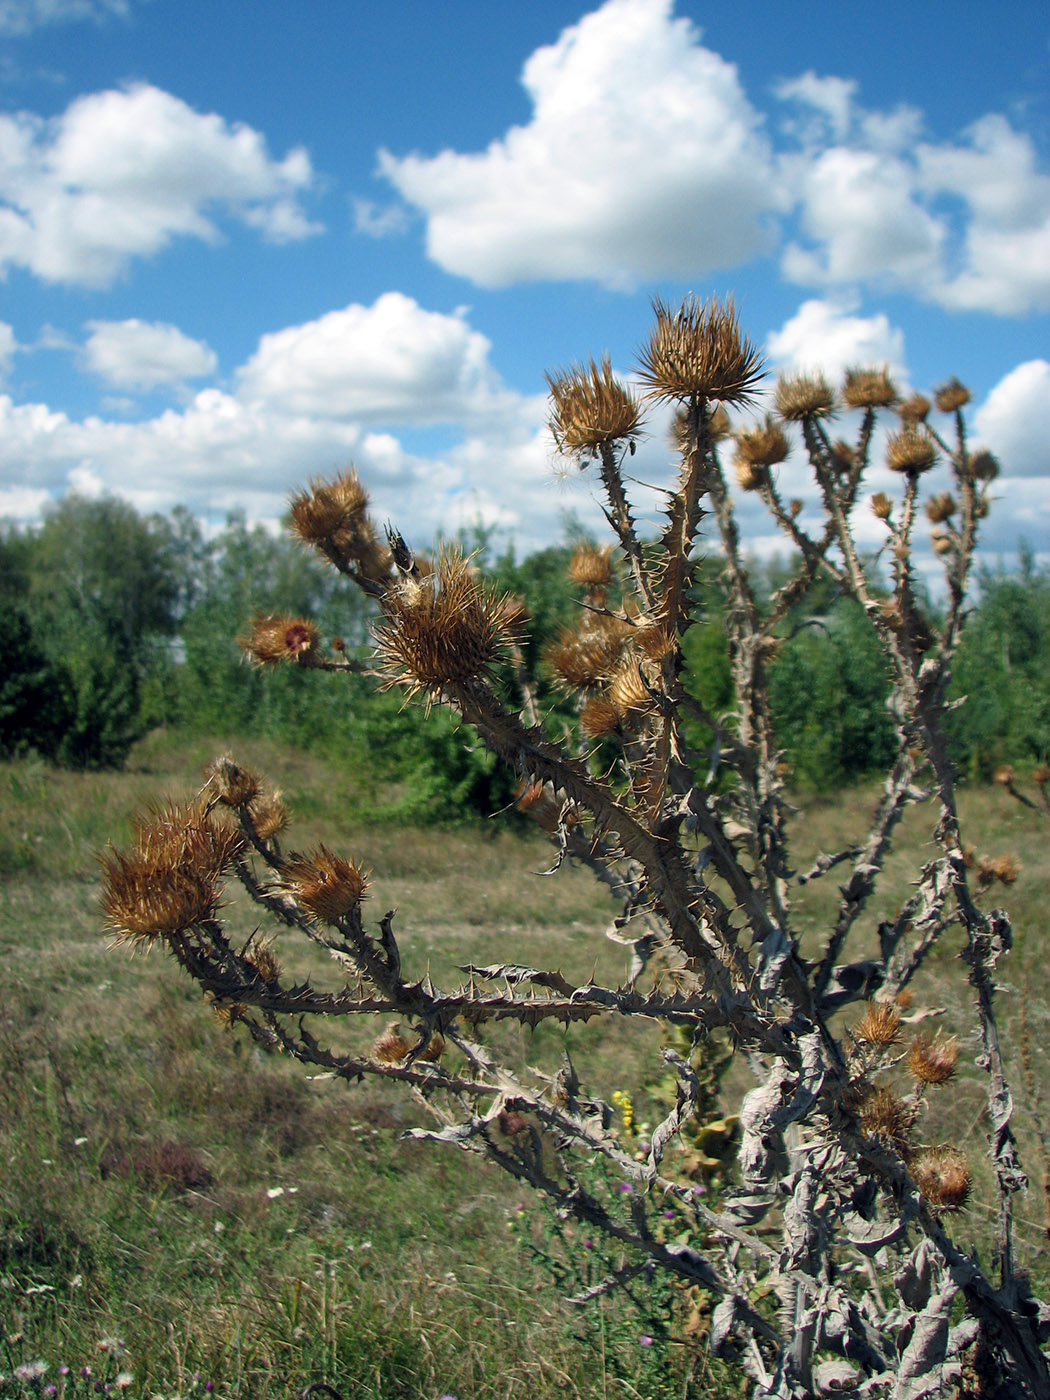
911,1146,972,1210
211,1001,248,1027
969,450,1000,482
633,623,675,662
281,845,369,923
735,415,789,469
580,696,622,738
734,459,765,491
547,356,641,454
204,755,260,808
908,1031,958,1085
935,377,971,413
775,371,835,421
887,427,937,474
855,999,902,1048
244,939,281,985
545,617,632,690
374,549,523,693
607,660,653,715
132,801,245,882
871,492,893,521
289,470,369,545
242,615,321,665
100,850,219,946
830,440,857,474
373,1026,411,1064
567,544,613,590
637,295,764,406
852,1084,913,1154
925,492,956,524
899,393,931,424
843,367,898,409
247,791,289,842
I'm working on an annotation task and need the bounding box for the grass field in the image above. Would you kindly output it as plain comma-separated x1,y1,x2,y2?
2,730,1048,1399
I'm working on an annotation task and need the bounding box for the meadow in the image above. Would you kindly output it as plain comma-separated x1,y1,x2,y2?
2,730,1048,1399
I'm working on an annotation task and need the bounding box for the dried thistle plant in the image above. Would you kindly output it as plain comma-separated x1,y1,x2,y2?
103,297,1050,1400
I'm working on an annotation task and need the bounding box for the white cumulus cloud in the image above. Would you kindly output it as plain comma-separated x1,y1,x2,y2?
0,322,16,381
973,360,1050,478
766,298,907,384
83,319,217,391
379,0,780,288
0,0,127,33
0,83,321,287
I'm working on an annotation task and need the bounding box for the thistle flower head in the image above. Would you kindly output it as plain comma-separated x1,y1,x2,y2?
887,427,937,474
289,470,369,546
545,616,632,690
910,1146,972,1210
247,791,289,842
924,492,956,524
855,999,902,1048
607,660,654,715
204,755,260,808
775,371,835,421
935,377,971,413
280,845,369,923
373,549,524,694
547,357,641,455
242,615,321,665
373,1025,411,1063
580,696,622,738
899,393,931,424
969,450,1000,482
637,296,764,406
567,544,613,590
735,415,789,470
907,1030,958,1085
244,938,281,985
851,1083,913,1155
843,367,898,410
871,492,893,521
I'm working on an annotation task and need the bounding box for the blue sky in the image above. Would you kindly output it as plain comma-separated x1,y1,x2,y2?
1,0,1048,576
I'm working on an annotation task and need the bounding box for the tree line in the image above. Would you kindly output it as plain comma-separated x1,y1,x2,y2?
2,494,1047,813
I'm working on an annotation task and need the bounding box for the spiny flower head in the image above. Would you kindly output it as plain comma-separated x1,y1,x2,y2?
851,1083,914,1155
242,615,321,665
775,371,835,421
871,492,894,521
374,549,524,694
887,427,937,474
547,356,641,455
289,470,369,546
247,791,289,842
907,1030,959,1085
910,1146,972,1210
925,492,957,524
735,415,789,470
244,938,281,985
935,377,971,413
843,367,898,410
204,755,260,808
567,544,613,590
899,393,931,424
637,296,764,406
280,845,369,923
580,696,622,738
969,450,1000,482
855,999,902,1048
545,616,632,690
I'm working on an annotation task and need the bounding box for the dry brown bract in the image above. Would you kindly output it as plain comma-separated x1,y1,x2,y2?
242,615,321,665
280,845,369,923
843,367,898,409
887,428,937,474
935,378,971,413
910,1146,972,1210
637,296,764,406
547,357,641,454
775,371,835,421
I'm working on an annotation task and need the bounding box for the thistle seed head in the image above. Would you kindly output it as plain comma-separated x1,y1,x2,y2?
935,377,971,413
242,615,321,665
567,544,613,590
244,939,281,985
969,450,1000,482
899,393,931,424
775,371,835,421
855,999,902,1048
289,470,369,546
925,492,957,524
547,357,641,455
887,428,937,474
204,755,260,808
843,367,898,410
871,492,894,521
373,1026,412,1064
907,1031,959,1085
247,791,289,842
607,660,653,715
734,459,765,491
910,1146,972,1210
580,696,622,738
735,416,789,470
374,549,524,693
280,845,370,922
637,296,764,406
852,1083,914,1155
545,617,632,690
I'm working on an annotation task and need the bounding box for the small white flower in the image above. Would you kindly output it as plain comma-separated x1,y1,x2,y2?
266,1186,285,1199
74,1137,88,1147
14,1360,48,1381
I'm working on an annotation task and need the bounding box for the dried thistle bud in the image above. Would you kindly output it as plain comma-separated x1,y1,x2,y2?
887,427,937,474
247,791,289,842
735,415,789,469
969,450,1000,482
899,393,931,424
132,801,245,882
244,939,280,985
637,295,764,405
871,492,894,521
205,755,260,808
993,764,1016,787
373,1026,411,1064
607,660,653,715
567,544,613,590
415,1031,445,1063
289,470,369,546
851,1084,913,1155
855,999,902,1048
242,615,321,666
843,367,897,409
924,492,956,524
908,1031,958,1085
989,853,1021,885
931,531,953,555
547,356,641,455
910,1146,972,1210
545,617,632,689
788,498,803,518
775,371,834,421
581,696,622,738
100,852,220,947
374,549,523,693
281,845,369,922
734,458,765,491
829,440,857,475
935,377,971,413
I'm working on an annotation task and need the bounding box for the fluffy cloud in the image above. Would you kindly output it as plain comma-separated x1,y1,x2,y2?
235,292,518,424
0,0,126,33
379,0,780,288
0,322,15,380
973,360,1050,478
766,298,907,384
0,83,320,287
83,319,217,391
